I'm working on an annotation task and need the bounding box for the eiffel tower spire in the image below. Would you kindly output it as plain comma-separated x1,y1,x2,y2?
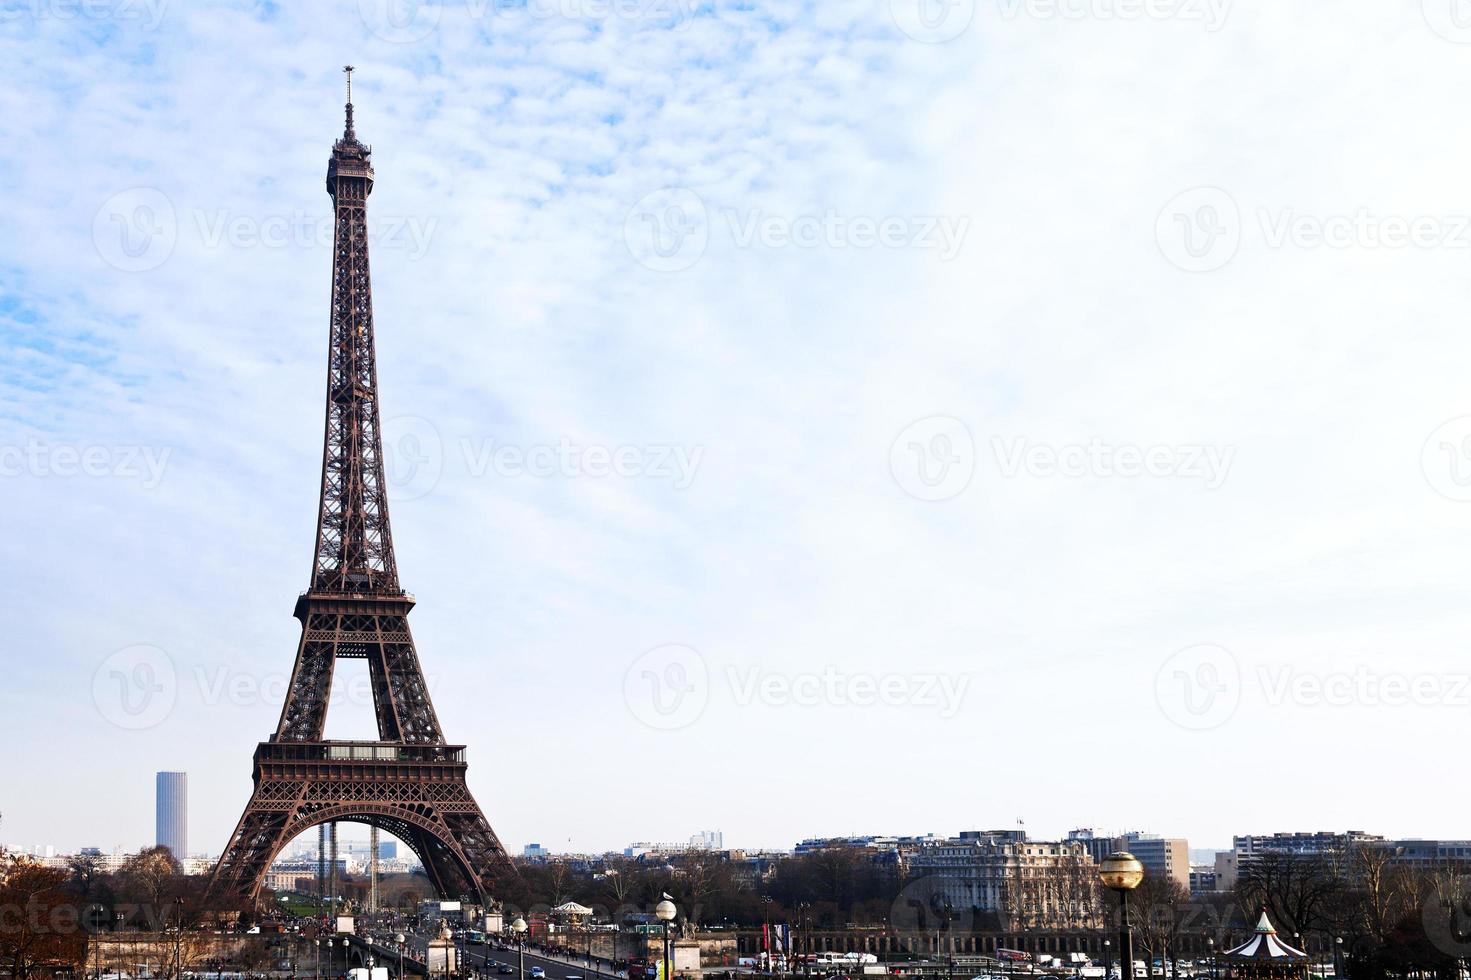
343,64,356,140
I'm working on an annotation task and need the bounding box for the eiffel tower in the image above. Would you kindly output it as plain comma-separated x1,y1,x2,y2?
208,69,512,909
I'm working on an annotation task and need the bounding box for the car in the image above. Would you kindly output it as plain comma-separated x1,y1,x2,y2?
531,969,546,978
498,968,515,976
567,975,585,980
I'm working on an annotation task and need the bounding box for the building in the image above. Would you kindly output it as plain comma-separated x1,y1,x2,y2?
898,830,1099,931
1065,830,1190,892
523,843,550,860
1226,831,1384,888
1119,833,1190,893
1207,850,1237,890
155,772,188,859
379,840,397,859
1066,829,1119,865
1387,839,1471,865
265,858,347,895
1189,865,1219,894
624,831,730,858
1215,831,1471,890
1232,831,1385,859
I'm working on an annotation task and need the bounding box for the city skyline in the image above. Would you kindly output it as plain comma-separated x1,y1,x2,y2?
10,1,1471,868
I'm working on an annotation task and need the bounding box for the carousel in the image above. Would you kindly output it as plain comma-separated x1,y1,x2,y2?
1220,910,1310,979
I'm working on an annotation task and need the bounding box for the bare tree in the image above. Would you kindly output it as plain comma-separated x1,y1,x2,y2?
0,857,87,978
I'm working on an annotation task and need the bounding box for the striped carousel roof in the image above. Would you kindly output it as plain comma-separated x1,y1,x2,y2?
1222,911,1308,961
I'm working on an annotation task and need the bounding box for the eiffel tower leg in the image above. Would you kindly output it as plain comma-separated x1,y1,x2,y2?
209,805,297,909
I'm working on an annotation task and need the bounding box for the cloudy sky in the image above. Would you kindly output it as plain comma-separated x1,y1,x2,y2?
5,0,1471,861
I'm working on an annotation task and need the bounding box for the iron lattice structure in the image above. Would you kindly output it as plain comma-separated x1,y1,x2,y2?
208,78,512,909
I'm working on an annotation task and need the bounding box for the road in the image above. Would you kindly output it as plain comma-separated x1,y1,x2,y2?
368,931,622,980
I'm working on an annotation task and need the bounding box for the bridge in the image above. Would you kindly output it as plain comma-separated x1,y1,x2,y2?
342,933,430,978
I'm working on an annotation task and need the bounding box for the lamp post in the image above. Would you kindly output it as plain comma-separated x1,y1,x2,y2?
1333,938,1342,980
655,900,677,980
1098,853,1144,980
397,934,406,980
1206,938,1215,980
512,919,528,980
1103,940,1112,979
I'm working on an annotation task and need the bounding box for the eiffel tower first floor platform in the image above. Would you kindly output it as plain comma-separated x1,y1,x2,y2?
207,739,513,909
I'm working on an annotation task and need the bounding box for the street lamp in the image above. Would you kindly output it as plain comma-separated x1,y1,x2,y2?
1206,938,1215,980
512,919,528,980
397,934,407,980
655,899,677,980
1098,853,1144,980
1333,937,1343,980
1103,940,1112,979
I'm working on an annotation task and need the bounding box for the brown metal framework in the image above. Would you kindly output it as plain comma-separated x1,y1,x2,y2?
208,72,512,909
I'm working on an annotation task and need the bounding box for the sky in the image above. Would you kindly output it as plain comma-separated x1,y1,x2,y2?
4,0,1471,862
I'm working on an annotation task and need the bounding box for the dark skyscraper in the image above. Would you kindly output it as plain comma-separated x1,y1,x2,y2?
155,771,188,859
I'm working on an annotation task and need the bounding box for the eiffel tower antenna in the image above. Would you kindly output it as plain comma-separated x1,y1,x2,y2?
207,72,512,914
343,65,356,139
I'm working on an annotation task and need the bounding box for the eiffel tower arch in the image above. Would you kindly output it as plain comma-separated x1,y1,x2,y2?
207,70,513,909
